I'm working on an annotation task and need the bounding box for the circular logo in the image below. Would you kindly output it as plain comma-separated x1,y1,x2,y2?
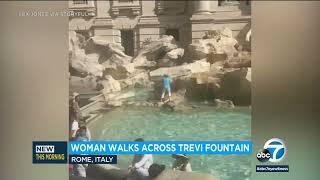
263,138,286,163
256,149,270,162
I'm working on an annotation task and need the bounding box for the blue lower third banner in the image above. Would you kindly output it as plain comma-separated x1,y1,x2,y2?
69,155,117,164
69,141,252,155
33,141,67,164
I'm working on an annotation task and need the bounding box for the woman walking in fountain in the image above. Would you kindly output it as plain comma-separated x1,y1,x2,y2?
171,154,192,172
161,74,172,102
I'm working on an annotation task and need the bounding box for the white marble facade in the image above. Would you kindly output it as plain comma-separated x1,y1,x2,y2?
69,0,251,55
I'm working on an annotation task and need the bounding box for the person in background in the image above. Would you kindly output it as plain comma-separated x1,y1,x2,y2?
73,126,89,178
72,92,82,121
70,92,83,140
76,122,91,141
69,97,79,139
161,74,172,102
128,138,153,180
148,164,166,179
70,118,79,139
75,126,89,142
171,154,192,172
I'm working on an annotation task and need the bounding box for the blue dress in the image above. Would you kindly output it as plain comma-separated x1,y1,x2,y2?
162,77,171,91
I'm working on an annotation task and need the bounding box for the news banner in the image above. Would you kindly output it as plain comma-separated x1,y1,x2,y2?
33,141,252,164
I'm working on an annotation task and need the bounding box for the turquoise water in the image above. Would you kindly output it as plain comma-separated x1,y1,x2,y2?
89,106,251,180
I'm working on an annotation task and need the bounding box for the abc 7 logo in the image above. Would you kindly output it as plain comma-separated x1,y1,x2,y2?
256,138,286,163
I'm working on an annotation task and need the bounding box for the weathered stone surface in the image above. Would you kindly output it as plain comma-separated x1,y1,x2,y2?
150,66,190,81
208,35,238,58
70,27,251,106
119,71,152,89
157,58,171,68
107,91,136,101
150,60,211,81
156,101,164,107
70,51,105,77
184,40,210,61
85,37,127,60
70,35,135,80
184,60,211,74
224,58,251,68
69,31,105,77
103,60,135,80
99,75,121,94
84,36,135,80
204,27,233,39
223,51,251,68
219,68,251,105
158,89,190,112
171,89,187,104
132,35,177,68
99,50,131,68
185,65,251,105
70,33,134,79
69,31,86,52
86,36,111,47
69,75,98,94
157,48,185,67
207,53,228,64
150,60,211,100
161,101,176,112
166,48,184,60
100,81,142,107
221,27,233,38
214,99,235,108
107,100,123,107
184,27,238,62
